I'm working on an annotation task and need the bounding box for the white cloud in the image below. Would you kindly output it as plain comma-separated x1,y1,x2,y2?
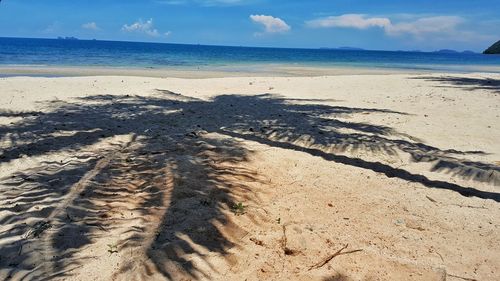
122,18,170,37
82,22,100,31
385,16,462,37
250,14,291,34
307,14,390,29
306,14,490,42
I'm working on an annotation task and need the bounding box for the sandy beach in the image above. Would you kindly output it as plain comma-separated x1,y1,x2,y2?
0,71,499,280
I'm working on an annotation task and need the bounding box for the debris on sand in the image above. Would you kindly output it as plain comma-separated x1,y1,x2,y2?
24,221,52,239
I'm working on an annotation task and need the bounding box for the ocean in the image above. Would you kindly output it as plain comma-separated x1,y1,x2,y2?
1,37,499,73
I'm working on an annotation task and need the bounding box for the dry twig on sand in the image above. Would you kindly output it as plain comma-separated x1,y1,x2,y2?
426,195,438,203
446,273,477,281
308,244,362,270
281,225,300,256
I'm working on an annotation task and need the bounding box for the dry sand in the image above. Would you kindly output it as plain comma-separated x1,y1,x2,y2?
0,72,499,280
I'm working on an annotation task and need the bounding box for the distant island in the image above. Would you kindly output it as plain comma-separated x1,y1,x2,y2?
319,47,476,54
434,49,458,54
483,40,500,54
57,36,79,40
319,47,365,51
336,47,365,51
433,49,476,54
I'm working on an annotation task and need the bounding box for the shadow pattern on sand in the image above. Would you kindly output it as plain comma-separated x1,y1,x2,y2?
411,76,500,93
0,90,498,279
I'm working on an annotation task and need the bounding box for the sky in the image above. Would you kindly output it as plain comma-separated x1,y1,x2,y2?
0,0,499,51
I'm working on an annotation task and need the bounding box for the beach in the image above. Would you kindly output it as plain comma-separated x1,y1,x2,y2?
0,70,499,280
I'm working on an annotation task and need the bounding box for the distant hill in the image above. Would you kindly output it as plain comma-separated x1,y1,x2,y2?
57,36,78,40
432,49,477,54
483,40,500,54
319,47,365,51
395,50,422,52
434,49,459,54
319,48,476,54
337,47,365,51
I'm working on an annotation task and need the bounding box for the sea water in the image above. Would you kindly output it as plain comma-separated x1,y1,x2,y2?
1,37,499,73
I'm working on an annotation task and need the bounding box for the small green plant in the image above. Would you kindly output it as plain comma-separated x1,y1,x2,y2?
231,202,246,216
107,243,118,254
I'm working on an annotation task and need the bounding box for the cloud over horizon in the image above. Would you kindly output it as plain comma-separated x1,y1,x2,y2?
306,14,492,42
82,22,100,31
122,18,170,37
307,14,390,30
250,14,291,35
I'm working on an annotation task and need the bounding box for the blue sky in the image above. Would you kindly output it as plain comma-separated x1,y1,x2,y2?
0,0,499,51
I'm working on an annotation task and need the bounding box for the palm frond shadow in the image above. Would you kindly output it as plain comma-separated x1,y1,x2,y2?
411,76,500,93
0,90,498,279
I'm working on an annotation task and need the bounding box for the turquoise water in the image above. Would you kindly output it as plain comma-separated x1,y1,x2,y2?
1,37,499,72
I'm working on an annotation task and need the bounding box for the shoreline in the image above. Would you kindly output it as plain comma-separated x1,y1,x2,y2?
0,65,425,78
2,64,500,78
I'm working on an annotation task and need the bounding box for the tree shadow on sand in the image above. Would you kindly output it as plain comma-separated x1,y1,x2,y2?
411,76,500,93
0,90,498,279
